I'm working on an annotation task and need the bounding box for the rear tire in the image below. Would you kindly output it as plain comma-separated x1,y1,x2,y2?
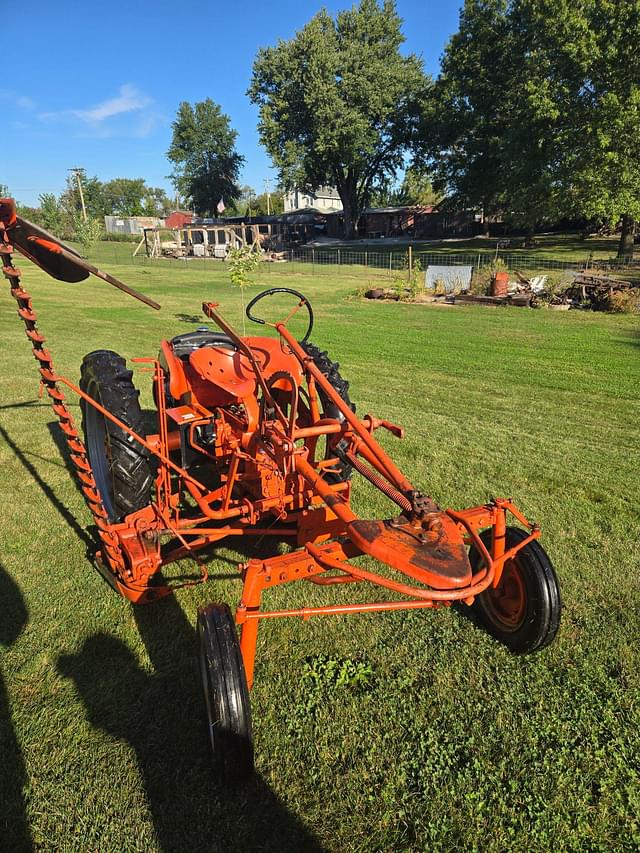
301,341,355,483
197,603,254,783
469,527,561,653
80,350,154,523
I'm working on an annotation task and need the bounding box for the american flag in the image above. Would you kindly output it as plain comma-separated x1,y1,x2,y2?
216,198,225,214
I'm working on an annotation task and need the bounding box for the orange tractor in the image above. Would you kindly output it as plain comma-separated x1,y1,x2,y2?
0,199,560,781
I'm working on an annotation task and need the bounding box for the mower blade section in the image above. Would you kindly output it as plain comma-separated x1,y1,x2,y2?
347,513,472,590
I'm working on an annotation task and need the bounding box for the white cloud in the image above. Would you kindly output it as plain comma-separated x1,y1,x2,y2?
76,84,151,123
0,90,36,111
39,84,154,136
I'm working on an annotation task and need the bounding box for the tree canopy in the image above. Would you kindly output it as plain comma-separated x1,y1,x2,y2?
58,171,172,220
426,0,640,254
167,99,244,217
249,0,430,238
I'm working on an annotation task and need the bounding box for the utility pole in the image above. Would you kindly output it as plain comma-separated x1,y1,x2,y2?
69,167,87,222
264,178,272,216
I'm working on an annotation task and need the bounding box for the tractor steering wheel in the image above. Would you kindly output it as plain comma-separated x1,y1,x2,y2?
245,288,314,343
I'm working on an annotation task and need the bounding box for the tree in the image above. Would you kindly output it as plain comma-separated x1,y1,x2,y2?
249,0,430,239
60,171,106,219
424,0,562,239
252,189,284,216
529,0,640,257
230,185,285,217
102,178,147,216
228,185,255,217
372,167,440,207
39,193,62,234
167,99,244,216
72,213,103,257
426,0,640,255
15,204,45,227
142,186,172,217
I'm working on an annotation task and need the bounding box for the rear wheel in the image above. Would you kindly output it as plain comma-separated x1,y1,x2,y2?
80,350,154,523
300,341,355,483
197,603,254,783
469,527,561,653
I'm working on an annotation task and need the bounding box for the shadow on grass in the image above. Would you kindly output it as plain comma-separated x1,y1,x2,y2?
0,561,33,852
58,594,325,853
0,424,95,556
175,313,206,324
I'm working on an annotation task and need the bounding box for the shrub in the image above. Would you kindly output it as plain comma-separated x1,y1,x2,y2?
609,288,640,313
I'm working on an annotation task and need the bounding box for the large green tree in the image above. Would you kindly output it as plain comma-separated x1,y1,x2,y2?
426,0,640,255
102,178,147,216
249,0,430,239
167,99,243,216
527,0,640,256
425,0,565,239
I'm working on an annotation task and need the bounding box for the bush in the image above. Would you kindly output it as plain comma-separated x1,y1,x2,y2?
609,288,640,313
102,232,141,243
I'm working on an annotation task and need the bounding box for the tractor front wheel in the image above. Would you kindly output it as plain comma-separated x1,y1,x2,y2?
197,603,254,783
468,527,561,653
80,350,154,523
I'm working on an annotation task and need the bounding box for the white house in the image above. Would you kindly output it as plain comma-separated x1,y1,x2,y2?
283,187,343,213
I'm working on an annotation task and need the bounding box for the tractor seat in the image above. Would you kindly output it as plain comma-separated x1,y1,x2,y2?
170,328,236,360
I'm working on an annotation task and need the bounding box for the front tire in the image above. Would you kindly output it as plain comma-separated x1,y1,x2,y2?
80,350,154,523
300,341,355,483
469,527,561,653
197,603,254,783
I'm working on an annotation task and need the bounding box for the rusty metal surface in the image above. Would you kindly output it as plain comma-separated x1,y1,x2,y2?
348,512,472,590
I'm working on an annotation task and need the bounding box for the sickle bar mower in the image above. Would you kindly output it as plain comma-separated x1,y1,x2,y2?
1,199,561,781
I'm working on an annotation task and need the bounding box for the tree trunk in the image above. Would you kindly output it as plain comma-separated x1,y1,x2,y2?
617,214,635,259
481,201,490,237
523,222,536,249
341,204,355,240
336,176,360,240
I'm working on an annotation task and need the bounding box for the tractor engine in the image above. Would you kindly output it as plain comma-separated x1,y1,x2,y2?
158,327,307,515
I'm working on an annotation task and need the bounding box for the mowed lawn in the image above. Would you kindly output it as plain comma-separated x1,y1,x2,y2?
0,256,638,852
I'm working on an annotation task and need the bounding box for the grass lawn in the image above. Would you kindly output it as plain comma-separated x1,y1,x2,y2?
328,231,626,262
1,257,638,851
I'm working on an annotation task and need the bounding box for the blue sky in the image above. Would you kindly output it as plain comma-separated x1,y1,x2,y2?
4,0,462,207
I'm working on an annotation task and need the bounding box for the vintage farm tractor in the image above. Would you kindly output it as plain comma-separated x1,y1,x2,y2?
0,199,561,781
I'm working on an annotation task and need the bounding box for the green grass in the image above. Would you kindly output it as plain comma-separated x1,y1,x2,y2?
1,258,639,851
329,230,625,261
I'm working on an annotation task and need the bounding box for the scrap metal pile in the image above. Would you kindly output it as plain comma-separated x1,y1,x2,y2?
365,267,639,311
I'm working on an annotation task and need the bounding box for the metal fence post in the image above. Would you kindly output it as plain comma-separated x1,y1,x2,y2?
338,248,341,266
